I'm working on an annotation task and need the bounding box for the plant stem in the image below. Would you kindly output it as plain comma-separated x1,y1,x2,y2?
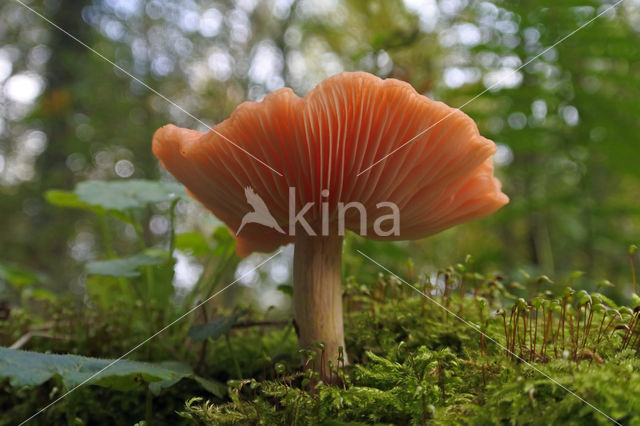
502,314,510,358
225,334,243,379
65,386,75,426
459,275,465,313
582,305,593,349
130,212,155,300
623,312,638,350
98,213,114,257
406,348,427,426
599,315,617,345
533,308,538,360
168,198,179,258
293,232,347,380
145,386,153,424
510,308,517,358
196,305,209,372
542,307,550,358
575,305,581,359
631,250,637,294
561,297,567,350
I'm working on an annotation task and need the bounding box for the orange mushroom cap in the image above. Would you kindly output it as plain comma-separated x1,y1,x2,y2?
153,72,509,257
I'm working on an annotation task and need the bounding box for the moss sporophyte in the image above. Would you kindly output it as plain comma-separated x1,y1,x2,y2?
152,72,508,380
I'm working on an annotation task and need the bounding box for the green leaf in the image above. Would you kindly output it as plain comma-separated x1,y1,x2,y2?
0,347,223,397
212,226,236,256
45,189,95,210
150,251,177,305
569,271,585,281
75,180,184,212
276,284,293,297
508,281,525,290
591,292,618,309
193,376,227,397
85,274,133,310
597,280,615,288
23,288,58,303
0,262,42,288
147,361,225,397
188,310,248,342
175,232,210,257
536,275,554,284
45,189,132,223
86,251,168,277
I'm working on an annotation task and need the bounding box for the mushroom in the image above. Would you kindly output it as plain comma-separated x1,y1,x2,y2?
152,72,508,379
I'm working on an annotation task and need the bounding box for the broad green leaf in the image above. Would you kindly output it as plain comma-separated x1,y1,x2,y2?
188,310,248,342
85,274,134,310
276,284,293,297
45,189,132,223
175,232,210,257
86,251,168,277
212,226,236,256
150,251,177,305
0,262,42,288
22,288,58,303
0,347,224,397
75,180,184,211
147,361,225,396
45,189,96,210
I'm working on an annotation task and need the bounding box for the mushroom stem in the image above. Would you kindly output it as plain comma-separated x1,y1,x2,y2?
293,231,348,381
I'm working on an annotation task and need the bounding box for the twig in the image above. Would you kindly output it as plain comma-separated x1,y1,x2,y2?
231,320,290,329
10,331,73,349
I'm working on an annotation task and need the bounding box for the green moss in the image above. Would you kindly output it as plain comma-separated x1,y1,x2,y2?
4,265,640,425
181,272,639,425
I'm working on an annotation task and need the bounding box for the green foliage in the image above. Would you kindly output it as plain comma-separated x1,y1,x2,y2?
45,179,184,226
85,250,168,278
1,178,249,423
0,347,224,397
20,181,640,424
45,189,115,216
174,232,211,257
73,180,184,212
179,269,640,425
474,355,640,425
189,310,248,343
5,239,640,424
0,262,42,289
3,0,640,421
2,0,640,311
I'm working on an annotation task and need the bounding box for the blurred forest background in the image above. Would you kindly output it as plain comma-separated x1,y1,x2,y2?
1,0,640,310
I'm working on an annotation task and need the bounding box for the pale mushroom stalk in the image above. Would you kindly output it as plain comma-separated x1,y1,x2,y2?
293,231,347,371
